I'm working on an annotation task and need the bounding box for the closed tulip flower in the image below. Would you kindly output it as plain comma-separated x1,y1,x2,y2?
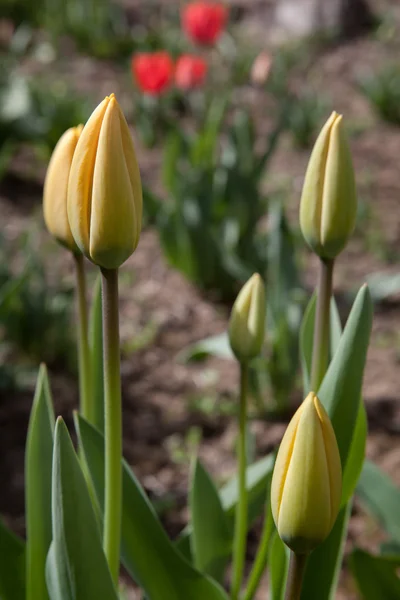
43,125,83,253
132,52,174,96
175,55,208,90
229,273,266,362
67,94,142,269
182,2,228,46
300,111,357,259
271,392,342,554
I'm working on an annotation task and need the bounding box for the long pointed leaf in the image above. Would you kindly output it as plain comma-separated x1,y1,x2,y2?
25,364,55,600
190,459,232,582
46,418,117,600
301,285,373,599
350,549,400,599
318,285,372,466
0,519,25,600
75,415,228,600
356,459,400,544
176,454,275,560
269,531,289,600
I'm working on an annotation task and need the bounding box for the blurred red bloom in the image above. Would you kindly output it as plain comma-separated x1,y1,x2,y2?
132,52,174,96
175,55,208,89
182,2,228,46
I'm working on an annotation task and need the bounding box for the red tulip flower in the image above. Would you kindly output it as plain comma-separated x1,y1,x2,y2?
132,52,174,96
175,55,208,90
182,2,228,46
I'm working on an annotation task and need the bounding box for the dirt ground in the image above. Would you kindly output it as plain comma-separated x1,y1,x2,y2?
1,1,400,598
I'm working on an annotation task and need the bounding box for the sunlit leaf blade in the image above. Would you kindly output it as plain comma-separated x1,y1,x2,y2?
75,415,229,600
25,364,55,600
342,402,367,504
350,549,400,599
269,531,289,600
356,459,400,544
190,459,232,582
318,285,372,467
301,285,372,599
0,518,25,600
89,274,104,433
46,418,117,600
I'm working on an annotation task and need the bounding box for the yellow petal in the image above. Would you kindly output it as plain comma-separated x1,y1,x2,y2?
116,102,143,245
68,96,111,257
320,115,357,256
43,125,82,252
89,95,137,269
315,395,342,529
271,401,305,526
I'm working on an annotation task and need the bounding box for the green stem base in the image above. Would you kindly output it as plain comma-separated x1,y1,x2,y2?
285,552,308,600
74,253,92,422
101,267,122,585
231,362,249,600
310,258,334,392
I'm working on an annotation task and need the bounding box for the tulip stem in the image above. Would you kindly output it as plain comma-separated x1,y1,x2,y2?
242,501,274,600
231,361,249,600
285,552,308,600
74,253,93,423
101,267,122,585
310,258,334,392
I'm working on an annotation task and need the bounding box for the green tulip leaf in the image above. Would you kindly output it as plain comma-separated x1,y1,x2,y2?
25,364,55,600
318,284,372,466
342,402,367,503
89,274,104,433
356,459,400,544
350,549,400,599
300,292,367,502
75,415,228,600
0,518,25,600
189,459,232,582
176,453,275,560
46,418,117,600
300,284,372,599
269,530,289,600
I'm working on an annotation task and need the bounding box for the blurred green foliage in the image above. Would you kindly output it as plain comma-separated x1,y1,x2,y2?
0,0,135,60
0,231,74,380
286,90,329,149
144,98,287,301
0,63,89,178
182,200,305,415
359,64,400,125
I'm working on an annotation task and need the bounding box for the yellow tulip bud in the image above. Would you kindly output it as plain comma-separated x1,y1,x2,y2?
299,111,357,259
67,94,142,269
271,392,342,554
43,125,83,253
228,273,266,362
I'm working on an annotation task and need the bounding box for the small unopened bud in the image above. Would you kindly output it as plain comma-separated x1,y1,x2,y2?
271,392,342,554
300,111,357,259
228,273,266,362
